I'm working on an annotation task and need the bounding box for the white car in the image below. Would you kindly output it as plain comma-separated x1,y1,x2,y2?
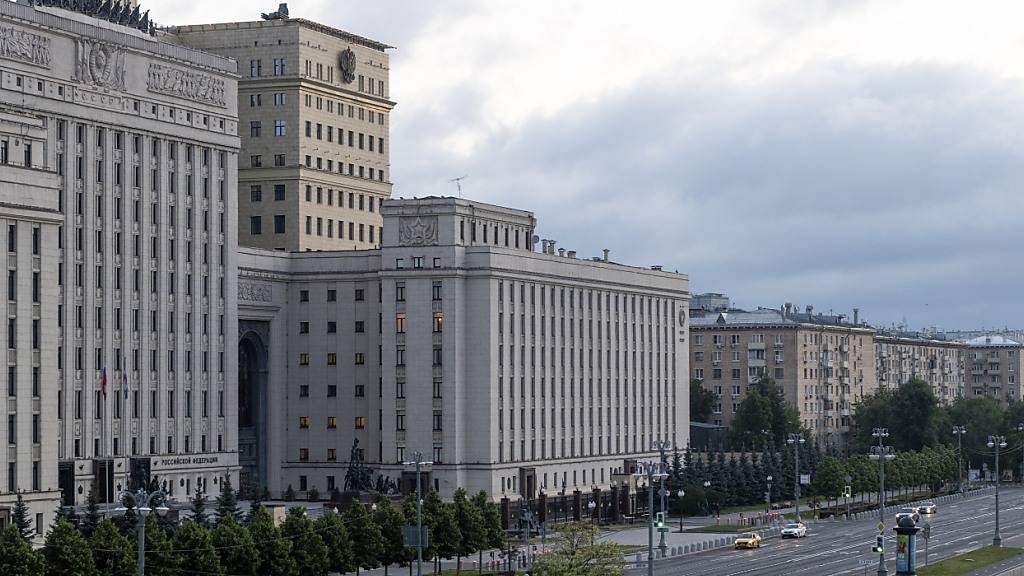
780,522,808,538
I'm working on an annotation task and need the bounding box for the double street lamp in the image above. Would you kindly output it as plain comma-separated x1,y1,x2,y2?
987,435,1007,547
703,480,712,517
786,433,805,522
952,426,967,498
652,440,671,555
402,452,433,576
869,427,895,576
114,488,169,576
765,475,773,516
634,461,668,576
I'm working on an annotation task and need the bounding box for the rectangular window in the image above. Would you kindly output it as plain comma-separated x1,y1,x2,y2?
274,215,285,234
327,416,337,429
354,416,366,429
250,185,262,202
250,216,262,235
274,120,286,136
274,184,286,201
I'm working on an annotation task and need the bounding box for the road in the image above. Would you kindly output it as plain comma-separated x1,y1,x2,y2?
629,488,1024,576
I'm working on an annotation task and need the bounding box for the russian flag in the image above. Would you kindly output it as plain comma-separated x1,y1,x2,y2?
100,367,107,398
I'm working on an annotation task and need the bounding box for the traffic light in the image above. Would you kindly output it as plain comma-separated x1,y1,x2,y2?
655,512,665,529
844,485,852,498
872,534,884,553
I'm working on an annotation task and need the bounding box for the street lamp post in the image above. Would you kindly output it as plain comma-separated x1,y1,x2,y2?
786,433,805,522
766,475,773,516
676,489,685,533
1017,424,1024,486
952,426,967,498
652,440,671,555
988,435,1007,547
845,474,852,519
403,452,434,576
869,427,895,576
703,480,711,517
114,488,169,576
634,460,669,576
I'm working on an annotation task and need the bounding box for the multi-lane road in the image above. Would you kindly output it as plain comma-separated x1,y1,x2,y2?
630,488,1024,576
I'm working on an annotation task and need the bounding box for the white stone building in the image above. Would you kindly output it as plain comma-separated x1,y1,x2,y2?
0,0,240,523
237,197,690,499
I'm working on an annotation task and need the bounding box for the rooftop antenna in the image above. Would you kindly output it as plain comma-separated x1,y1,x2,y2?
449,175,468,198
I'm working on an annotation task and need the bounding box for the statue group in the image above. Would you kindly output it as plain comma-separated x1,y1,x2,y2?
343,439,398,495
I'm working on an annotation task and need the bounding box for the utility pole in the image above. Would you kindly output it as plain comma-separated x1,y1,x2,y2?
786,433,805,522
988,435,1006,547
634,460,668,576
403,452,433,576
870,428,894,576
1017,424,1024,486
952,426,966,498
653,440,671,555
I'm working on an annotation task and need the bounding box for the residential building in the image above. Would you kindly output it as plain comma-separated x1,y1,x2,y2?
874,331,965,404
237,197,690,499
171,9,394,252
963,335,1024,404
0,0,240,521
689,305,876,452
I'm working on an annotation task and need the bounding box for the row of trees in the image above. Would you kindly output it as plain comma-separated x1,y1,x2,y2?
1,485,505,576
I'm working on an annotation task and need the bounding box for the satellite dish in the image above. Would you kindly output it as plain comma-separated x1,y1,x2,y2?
531,235,540,244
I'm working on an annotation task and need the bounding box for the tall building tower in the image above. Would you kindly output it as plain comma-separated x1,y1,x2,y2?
172,8,394,252
0,0,240,523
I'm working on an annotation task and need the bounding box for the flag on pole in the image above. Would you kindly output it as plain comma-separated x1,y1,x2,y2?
100,367,107,398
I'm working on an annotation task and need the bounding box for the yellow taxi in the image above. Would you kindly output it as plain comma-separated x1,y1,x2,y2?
734,532,762,549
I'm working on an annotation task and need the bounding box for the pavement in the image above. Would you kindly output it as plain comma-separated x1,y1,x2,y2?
623,487,1022,576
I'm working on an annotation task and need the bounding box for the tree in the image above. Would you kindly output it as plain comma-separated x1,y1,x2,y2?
248,505,298,576
280,507,328,576
190,486,209,528
690,379,717,423
215,476,240,523
472,490,504,570
730,391,773,450
307,486,320,501
315,508,354,576
212,514,259,576
12,492,33,542
173,521,223,576
423,491,462,570
89,519,135,576
374,498,411,576
404,493,436,564
530,522,623,576
0,523,43,576
452,488,486,575
810,457,846,510
136,513,179,576
81,484,103,538
44,518,97,576
345,500,385,575
890,378,941,451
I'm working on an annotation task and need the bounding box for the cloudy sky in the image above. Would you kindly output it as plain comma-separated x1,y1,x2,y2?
148,0,1024,330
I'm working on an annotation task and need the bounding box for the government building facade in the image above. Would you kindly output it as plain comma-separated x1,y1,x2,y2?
0,0,241,533
238,197,691,499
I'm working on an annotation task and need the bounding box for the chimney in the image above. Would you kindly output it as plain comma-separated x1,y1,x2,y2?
806,305,813,315
853,308,860,325
602,249,610,262
548,240,557,255
558,248,565,257
540,240,549,254
567,250,576,259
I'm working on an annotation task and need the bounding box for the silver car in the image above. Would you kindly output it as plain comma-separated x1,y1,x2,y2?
917,502,937,515
896,507,920,524
780,522,808,538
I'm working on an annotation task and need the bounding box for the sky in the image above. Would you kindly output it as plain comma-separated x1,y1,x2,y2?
147,0,1024,331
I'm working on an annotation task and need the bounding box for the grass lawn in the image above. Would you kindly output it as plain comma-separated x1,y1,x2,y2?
916,546,1023,576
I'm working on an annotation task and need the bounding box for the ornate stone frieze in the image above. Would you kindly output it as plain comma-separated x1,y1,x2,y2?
147,63,227,108
238,282,272,302
74,38,126,91
0,24,51,68
398,216,439,246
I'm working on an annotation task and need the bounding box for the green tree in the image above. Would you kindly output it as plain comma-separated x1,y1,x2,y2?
345,500,385,575
43,518,97,576
212,514,259,576
405,493,437,564
190,486,209,528
810,457,846,509
248,505,298,576
423,491,462,570
530,522,623,576
80,484,102,538
890,378,941,451
472,490,505,571
373,498,410,576
315,508,354,575
452,488,486,575
89,519,135,576
135,513,179,576
690,379,717,423
0,523,43,576
215,476,240,523
12,492,33,542
173,521,223,576
281,506,328,576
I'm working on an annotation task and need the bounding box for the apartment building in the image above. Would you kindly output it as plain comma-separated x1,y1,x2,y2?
874,332,965,404
172,9,394,252
963,335,1024,404
237,197,690,499
690,306,875,451
0,1,240,517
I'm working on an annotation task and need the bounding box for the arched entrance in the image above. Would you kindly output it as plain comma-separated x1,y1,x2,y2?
238,323,269,495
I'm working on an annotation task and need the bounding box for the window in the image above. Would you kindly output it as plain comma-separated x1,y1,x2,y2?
274,92,286,105
354,353,365,365
354,321,364,333
327,416,337,429
273,58,286,75
433,257,441,269
354,385,364,397
250,155,262,167
327,353,337,365
299,290,309,302
354,289,364,301
274,184,285,200
299,322,309,334
250,121,261,137
395,258,404,270
433,347,443,366
299,385,309,397
395,313,406,333
299,448,309,461
432,282,442,301
432,411,443,431
433,312,444,333
433,379,443,398
299,353,309,365
395,283,405,302
327,289,337,302
299,416,309,428
354,416,366,429
413,256,423,269
396,348,405,366
274,154,286,167
274,120,286,136
274,215,285,234
327,448,337,461
327,321,337,333
396,414,406,430
327,385,337,397
250,185,262,202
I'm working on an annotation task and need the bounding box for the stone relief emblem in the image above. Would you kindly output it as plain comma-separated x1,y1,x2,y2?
147,63,227,108
0,25,51,68
398,216,439,246
238,282,273,302
74,39,126,91
339,47,356,84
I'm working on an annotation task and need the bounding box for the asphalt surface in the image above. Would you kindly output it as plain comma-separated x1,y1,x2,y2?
628,488,1024,576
